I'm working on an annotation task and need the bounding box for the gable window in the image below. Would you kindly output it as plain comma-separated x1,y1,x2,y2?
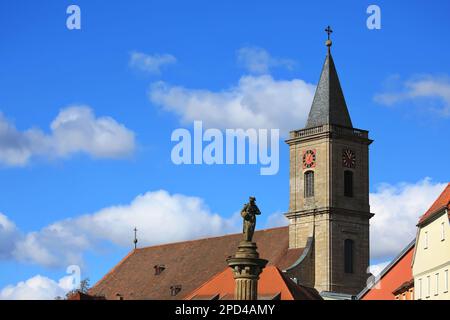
424,231,428,249
304,171,314,198
441,222,445,241
344,170,353,197
344,239,354,273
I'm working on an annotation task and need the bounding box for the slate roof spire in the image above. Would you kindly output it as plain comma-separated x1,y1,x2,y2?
305,26,353,129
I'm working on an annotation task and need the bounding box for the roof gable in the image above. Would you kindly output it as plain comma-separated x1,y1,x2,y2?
418,183,450,225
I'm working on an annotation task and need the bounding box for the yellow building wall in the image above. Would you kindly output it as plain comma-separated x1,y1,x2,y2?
413,210,450,300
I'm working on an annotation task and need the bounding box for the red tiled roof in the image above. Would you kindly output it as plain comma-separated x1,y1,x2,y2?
67,291,106,300
89,226,304,300
418,183,450,225
359,241,415,300
185,266,322,300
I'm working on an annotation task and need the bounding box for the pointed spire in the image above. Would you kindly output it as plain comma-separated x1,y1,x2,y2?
305,27,353,129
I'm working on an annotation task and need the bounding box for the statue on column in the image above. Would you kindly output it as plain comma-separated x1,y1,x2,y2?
240,196,261,242
228,196,267,300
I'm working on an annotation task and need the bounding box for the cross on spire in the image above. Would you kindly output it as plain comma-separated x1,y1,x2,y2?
324,26,333,53
133,227,138,249
325,25,333,40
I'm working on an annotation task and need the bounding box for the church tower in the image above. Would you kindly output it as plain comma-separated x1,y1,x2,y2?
284,28,373,295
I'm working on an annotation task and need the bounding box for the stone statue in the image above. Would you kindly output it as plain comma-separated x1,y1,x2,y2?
240,196,261,242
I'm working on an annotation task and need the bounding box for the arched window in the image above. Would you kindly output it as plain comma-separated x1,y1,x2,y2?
344,239,354,273
304,171,314,198
344,170,353,197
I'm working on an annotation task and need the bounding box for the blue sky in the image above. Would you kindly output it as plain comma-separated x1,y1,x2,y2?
0,0,449,298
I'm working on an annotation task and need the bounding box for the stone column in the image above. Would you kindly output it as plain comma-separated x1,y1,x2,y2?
226,241,268,300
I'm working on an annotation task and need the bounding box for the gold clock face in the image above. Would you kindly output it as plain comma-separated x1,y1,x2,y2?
303,149,316,169
342,149,356,168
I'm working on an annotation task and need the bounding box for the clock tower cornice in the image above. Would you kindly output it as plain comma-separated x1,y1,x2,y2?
285,124,373,146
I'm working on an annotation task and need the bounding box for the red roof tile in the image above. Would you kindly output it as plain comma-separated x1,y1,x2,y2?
184,266,322,300
67,292,106,300
418,183,450,225
359,241,415,300
89,226,304,300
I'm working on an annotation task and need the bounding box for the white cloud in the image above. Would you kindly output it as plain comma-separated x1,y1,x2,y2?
149,75,315,136
264,211,288,229
0,213,20,259
0,113,34,166
262,179,446,263
2,179,445,271
146,46,311,136
0,106,135,166
129,52,177,74
4,190,239,268
261,179,446,263
369,260,390,277
237,46,296,74
374,75,450,116
369,178,446,260
365,260,391,291
0,274,75,300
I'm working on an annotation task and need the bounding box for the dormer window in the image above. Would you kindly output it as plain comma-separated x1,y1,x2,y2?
170,285,182,296
154,264,166,275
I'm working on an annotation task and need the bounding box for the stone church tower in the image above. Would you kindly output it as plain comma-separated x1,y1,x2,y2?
284,33,373,295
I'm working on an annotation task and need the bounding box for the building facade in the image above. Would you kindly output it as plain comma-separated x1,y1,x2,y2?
413,183,450,300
